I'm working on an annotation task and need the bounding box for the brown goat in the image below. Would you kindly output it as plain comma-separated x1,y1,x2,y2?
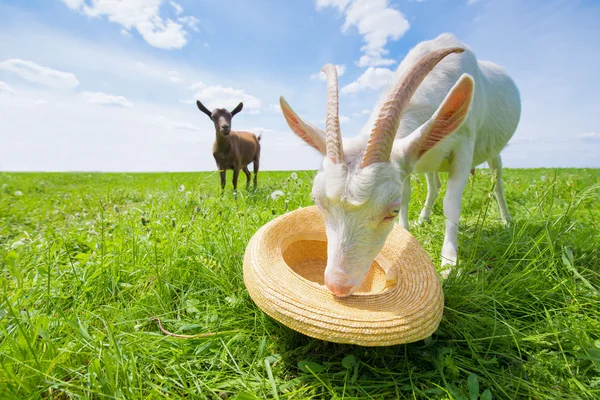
196,100,261,190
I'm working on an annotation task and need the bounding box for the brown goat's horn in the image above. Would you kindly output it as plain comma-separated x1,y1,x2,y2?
361,47,465,168
322,64,344,164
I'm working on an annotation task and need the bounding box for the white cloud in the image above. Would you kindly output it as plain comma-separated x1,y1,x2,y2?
169,1,183,15
190,82,206,90
265,104,282,113
167,70,183,83
82,92,134,108
170,121,200,131
248,127,277,137
0,59,79,89
178,16,199,32
310,64,346,80
0,84,48,106
0,81,16,95
134,61,186,85
153,115,202,132
120,28,131,37
316,0,351,10
0,89,213,171
203,42,210,47
192,85,262,114
61,0,84,8
316,0,409,67
60,0,196,49
341,67,394,94
467,0,480,4
357,53,396,67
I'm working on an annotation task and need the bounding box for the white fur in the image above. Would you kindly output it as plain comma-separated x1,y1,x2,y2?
286,33,521,294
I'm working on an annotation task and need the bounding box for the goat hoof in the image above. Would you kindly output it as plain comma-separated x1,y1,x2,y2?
439,267,453,279
440,255,456,279
416,216,431,227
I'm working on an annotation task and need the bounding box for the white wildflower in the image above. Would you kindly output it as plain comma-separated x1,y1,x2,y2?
541,175,547,182
290,172,298,180
11,238,26,248
179,184,185,192
270,190,284,200
14,191,22,196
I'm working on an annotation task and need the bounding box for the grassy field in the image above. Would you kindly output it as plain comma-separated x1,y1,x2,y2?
1,169,599,399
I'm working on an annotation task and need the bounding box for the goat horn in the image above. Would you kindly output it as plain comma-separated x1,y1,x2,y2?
322,64,344,164
361,47,465,168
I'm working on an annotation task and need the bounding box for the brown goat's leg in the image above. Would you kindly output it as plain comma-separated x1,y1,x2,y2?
232,168,240,191
253,158,259,190
219,170,226,190
242,166,251,189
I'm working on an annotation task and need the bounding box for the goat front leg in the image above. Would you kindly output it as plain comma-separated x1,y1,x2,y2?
219,169,226,190
418,172,441,225
232,168,240,191
398,175,411,230
440,151,473,276
488,155,512,224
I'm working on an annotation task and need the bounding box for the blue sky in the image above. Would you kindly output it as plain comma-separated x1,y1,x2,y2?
1,0,599,171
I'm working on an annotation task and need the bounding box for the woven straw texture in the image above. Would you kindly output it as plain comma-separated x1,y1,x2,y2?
243,206,444,346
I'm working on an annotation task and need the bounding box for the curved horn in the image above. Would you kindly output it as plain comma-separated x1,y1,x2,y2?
321,64,344,164
361,47,465,168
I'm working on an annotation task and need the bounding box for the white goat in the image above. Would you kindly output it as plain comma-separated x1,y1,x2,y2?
279,33,521,296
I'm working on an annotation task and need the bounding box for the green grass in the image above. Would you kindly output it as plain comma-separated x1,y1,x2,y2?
1,169,599,399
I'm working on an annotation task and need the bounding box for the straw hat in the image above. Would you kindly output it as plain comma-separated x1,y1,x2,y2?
243,206,444,346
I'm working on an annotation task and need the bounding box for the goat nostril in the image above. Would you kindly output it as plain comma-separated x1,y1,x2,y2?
325,281,354,297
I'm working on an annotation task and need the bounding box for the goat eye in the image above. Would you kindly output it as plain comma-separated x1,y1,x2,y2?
385,209,400,220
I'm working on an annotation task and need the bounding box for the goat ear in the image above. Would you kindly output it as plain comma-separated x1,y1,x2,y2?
279,96,326,155
196,100,212,118
231,102,243,116
400,74,474,165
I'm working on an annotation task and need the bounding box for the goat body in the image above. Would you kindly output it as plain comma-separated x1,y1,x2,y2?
196,100,261,190
363,33,521,175
280,33,521,296
363,34,521,265
212,130,261,190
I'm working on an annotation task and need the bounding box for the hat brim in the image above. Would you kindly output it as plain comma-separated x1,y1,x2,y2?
243,206,443,346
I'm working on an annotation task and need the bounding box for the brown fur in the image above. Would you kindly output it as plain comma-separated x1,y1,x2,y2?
196,100,261,190
212,130,261,190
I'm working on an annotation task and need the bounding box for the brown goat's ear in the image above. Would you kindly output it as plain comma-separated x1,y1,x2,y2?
196,100,212,118
279,96,326,155
231,102,243,116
